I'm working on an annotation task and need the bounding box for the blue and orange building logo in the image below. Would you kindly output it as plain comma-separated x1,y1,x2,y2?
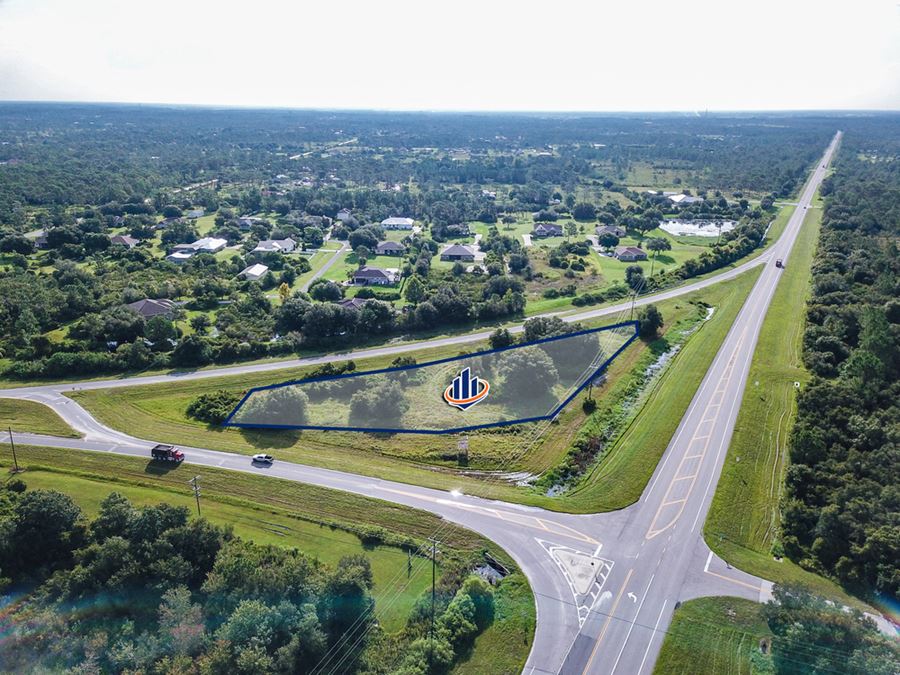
443,367,490,410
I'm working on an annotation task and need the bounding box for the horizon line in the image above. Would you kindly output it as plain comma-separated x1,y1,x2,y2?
1,98,899,116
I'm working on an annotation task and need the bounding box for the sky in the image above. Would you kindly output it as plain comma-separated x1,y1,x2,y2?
1,0,898,112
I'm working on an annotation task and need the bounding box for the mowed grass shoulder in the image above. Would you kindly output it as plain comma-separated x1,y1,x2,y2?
560,266,761,511
0,398,80,437
702,202,873,611
1,445,521,634
654,597,771,675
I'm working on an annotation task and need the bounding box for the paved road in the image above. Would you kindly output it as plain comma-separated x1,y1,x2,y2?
3,136,873,674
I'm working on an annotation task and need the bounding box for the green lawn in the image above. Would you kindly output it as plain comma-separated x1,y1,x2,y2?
322,251,404,284
0,398,80,437
1,445,521,634
654,597,771,675
702,201,874,611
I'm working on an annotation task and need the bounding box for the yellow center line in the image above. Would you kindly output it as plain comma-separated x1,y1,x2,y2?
582,568,634,675
704,568,762,592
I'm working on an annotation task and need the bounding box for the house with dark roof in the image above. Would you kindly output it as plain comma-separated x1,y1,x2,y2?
336,208,352,223
110,234,139,249
532,222,563,237
614,246,648,262
439,244,476,262
125,298,176,319
595,225,626,238
338,297,368,310
375,240,406,255
352,266,398,286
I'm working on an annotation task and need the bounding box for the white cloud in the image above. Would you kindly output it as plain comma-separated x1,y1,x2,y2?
0,0,898,110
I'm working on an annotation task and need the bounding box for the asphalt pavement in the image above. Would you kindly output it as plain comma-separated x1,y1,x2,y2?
3,135,872,675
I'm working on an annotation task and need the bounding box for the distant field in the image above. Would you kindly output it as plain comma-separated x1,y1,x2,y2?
0,398,79,437
654,597,771,675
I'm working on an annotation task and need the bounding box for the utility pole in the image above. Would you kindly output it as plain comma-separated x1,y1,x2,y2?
630,291,638,320
8,427,19,473
188,475,202,517
428,538,438,670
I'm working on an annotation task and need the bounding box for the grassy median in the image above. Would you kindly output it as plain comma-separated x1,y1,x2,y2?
0,398,80,437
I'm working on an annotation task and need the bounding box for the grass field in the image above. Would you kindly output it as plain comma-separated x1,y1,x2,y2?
0,398,79,437
654,597,771,675
702,201,873,611
1,445,520,634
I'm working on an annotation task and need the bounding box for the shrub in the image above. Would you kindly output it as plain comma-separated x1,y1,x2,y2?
187,390,243,424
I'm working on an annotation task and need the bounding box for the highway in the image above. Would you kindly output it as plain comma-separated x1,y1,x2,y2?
1,134,864,674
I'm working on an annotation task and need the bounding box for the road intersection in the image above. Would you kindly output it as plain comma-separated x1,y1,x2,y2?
1,135,850,674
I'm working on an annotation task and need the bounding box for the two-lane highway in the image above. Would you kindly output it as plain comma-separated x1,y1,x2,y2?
556,132,841,674
0,135,849,674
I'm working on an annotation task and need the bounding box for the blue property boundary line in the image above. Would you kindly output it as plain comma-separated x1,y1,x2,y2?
223,320,640,434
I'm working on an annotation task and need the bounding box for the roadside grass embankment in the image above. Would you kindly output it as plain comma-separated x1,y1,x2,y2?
653,597,772,675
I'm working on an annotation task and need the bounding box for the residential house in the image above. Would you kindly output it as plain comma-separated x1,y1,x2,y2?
181,237,228,253
336,208,352,223
110,234,139,249
532,222,563,237
440,243,476,262
165,251,194,264
381,217,415,230
186,209,205,218
668,194,703,205
595,225,626,238
352,266,398,286
375,241,406,255
239,263,269,281
157,217,181,229
614,246,648,262
32,230,48,249
253,238,297,253
338,297,368,311
125,298,176,319
238,216,263,231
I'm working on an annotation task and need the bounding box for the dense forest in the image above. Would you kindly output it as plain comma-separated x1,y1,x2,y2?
0,482,501,674
783,127,900,600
